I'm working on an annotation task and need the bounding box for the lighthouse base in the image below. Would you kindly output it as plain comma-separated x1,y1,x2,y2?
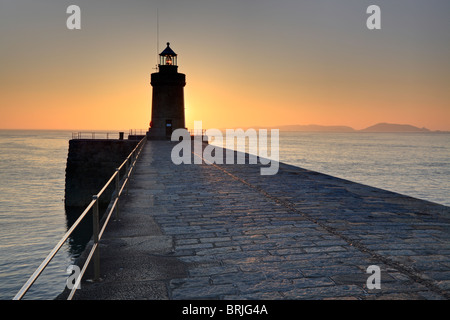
146,128,172,140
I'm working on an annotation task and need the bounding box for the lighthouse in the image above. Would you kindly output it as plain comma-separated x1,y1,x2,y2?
147,42,186,140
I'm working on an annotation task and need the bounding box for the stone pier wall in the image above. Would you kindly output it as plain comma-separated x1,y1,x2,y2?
64,139,139,208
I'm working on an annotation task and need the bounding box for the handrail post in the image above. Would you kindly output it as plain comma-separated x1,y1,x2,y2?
92,195,100,282
115,168,120,220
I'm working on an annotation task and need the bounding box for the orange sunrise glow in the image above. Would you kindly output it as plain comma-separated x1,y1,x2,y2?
1,1,449,131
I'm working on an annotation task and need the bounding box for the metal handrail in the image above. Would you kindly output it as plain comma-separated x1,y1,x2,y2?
13,136,147,300
128,129,146,136
189,129,206,136
72,130,147,140
72,132,127,140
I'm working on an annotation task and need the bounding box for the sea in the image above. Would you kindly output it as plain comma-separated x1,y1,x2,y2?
0,130,449,300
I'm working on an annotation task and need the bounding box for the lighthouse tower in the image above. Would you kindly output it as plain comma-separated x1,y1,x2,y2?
147,42,186,140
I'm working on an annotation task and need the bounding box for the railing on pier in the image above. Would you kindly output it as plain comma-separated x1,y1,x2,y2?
72,130,147,140
13,136,147,300
128,129,146,136
189,129,206,136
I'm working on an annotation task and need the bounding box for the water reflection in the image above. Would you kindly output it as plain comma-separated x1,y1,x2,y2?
64,206,93,259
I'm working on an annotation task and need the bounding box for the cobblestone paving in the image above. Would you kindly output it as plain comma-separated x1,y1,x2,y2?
73,141,450,300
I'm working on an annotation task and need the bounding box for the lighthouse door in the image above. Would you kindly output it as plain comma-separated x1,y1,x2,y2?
165,120,173,137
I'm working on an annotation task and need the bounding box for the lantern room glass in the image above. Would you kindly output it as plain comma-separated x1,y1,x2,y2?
160,55,177,66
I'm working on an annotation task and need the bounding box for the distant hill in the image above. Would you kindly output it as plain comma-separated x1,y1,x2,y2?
237,123,437,133
276,124,355,132
359,123,430,133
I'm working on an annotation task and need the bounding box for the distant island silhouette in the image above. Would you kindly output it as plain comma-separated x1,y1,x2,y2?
241,123,447,133
359,123,430,133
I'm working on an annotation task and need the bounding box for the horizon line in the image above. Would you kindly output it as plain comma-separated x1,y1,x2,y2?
1,123,450,133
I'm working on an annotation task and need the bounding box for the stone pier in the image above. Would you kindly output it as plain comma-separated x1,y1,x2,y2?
61,140,450,300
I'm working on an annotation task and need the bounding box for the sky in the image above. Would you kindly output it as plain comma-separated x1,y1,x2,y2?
1,0,449,131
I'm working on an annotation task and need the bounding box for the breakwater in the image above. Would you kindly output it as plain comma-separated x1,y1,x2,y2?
57,140,450,300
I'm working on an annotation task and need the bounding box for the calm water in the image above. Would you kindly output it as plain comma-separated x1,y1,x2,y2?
0,130,73,300
279,132,450,207
0,130,449,300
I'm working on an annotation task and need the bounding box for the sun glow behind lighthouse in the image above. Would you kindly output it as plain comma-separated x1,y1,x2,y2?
0,1,449,131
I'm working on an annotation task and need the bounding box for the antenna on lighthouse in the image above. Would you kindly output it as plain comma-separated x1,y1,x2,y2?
156,8,159,69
